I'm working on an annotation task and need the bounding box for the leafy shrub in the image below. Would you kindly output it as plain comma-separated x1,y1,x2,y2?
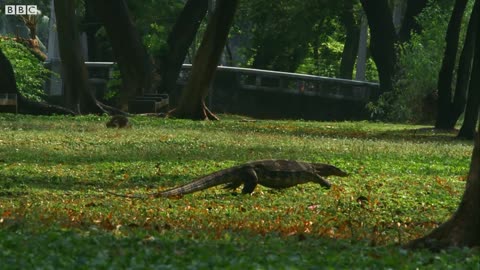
368,2,452,122
297,38,344,77
105,64,121,101
143,23,168,57
0,38,52,102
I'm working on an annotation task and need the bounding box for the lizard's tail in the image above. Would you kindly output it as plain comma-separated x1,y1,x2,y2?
106,190,149,199
159,167,241,197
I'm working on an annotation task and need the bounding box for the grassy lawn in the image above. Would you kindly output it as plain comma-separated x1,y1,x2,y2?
0,114,479,269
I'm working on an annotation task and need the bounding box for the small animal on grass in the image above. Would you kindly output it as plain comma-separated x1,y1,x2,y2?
107,159,348,199
106,115,130,128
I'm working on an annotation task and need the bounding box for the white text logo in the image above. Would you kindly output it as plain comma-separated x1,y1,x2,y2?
4,5,38,15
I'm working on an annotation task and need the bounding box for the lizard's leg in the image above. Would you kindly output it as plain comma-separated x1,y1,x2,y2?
223,181,242,190
241,167,258,194
314,174,332,189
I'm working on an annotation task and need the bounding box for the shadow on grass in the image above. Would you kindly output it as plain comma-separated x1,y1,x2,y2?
0,173,195,195
0,138,348,165
240,125,465,143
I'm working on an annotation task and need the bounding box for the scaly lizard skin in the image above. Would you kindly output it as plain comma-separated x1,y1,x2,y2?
108,159,348,198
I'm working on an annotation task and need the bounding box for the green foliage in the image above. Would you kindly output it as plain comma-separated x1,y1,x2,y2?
105,64,121,101
235,0,380,82
297,37,344,77
236,1,341,72
0,39,52,101
0,114,476,267
143,23,168,57
368,1,452,122
126,0,183,60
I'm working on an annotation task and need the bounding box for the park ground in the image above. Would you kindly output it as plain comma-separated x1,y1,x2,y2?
0,114,479,269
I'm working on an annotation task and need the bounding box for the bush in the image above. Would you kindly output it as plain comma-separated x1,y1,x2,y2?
105,64,121,101
368,2,452,123
0,38,52,102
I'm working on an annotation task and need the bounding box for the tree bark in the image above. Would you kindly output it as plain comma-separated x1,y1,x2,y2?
0,46,75,115
435,0,468,130
339,0,360,79
169,0,238,120
360,0,397,92
407,15,480,249
398,0,428,43
0,48,16,93
158,0,208,94
55,0,121,115
407,131,480,249
83,0,102,61
89,0,153,109
457,21,480,140
54,0,96,113
451,0,480,129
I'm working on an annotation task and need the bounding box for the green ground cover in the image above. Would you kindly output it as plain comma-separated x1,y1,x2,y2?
0,114,478,269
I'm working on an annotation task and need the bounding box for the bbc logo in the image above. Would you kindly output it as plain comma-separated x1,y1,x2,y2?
4,5,39,15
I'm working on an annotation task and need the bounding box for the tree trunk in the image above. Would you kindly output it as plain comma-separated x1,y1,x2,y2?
225,39,234,66
83,0,101,61
24,18,37,40
0,46,75,115
251,36,277,71
169,0,238,120
339,0,360,79
435,0,468,130
360,0,397,93
398,0,428,43
0,48,16,93
158,0,208,94
451,0,480,128
54,0,96,113
408,133,480,249
407,17,480,249
89,0,153,109
356,15,368,81
457,24,480,140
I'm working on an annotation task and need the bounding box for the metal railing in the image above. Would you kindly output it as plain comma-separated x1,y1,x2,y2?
179,64,379,101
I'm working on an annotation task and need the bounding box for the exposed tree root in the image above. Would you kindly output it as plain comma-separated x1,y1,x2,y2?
168,102,219,120
406,133,480,251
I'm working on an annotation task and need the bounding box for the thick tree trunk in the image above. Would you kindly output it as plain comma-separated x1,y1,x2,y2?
407,19,480,249
407,133,480,249
339,0,360,79
158,0,208,94
225,40,234,66
451,0,480,128
408,135,480,249
360,0,397,93
435,0,468,129
89,0,153,109
251,35,278,71
169,0,238,120
457,25,480,140
0,47,75,115
398,0,428,43
54,0,96,113
83,0,101,61
55,0,120,115
0,49,16,93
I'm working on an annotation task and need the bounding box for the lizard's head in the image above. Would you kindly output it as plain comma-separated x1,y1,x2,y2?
313,163,348,177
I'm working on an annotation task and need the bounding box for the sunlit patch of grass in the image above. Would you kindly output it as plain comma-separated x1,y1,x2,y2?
0,113,478,268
